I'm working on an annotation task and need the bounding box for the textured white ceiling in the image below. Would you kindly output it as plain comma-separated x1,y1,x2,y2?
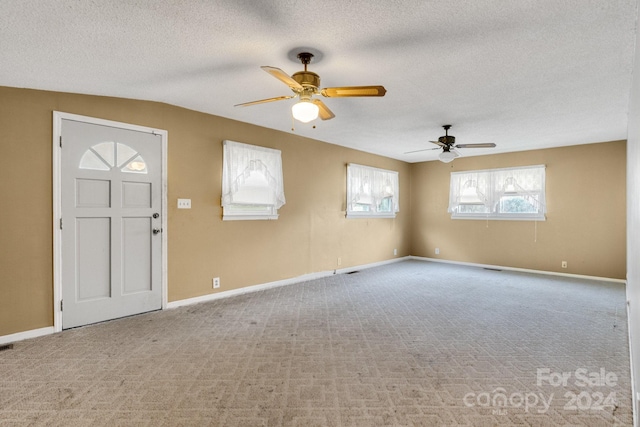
1,1,637,162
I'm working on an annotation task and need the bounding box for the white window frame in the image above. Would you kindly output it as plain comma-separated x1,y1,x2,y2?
346,163,399,219
449,165,546,221
221,140,285,220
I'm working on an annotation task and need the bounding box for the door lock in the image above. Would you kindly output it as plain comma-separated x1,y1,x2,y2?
152,228,162,235
152,213,159,218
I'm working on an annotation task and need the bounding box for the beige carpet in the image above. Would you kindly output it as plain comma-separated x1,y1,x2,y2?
0,260,633,426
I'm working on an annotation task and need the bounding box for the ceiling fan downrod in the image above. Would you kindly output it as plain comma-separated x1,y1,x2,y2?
297,52,314,72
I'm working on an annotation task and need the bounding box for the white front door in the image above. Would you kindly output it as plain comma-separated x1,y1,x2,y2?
60,119,163,329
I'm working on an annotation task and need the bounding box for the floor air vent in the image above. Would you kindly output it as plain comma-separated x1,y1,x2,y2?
0,344,14,352
346,271,360,275
483,268,502,272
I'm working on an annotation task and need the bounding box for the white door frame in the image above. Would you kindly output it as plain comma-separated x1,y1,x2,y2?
52,111,168,332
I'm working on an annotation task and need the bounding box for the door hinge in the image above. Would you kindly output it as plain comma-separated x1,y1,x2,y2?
60,300,63,312
59,136,62,148
60,218,63,230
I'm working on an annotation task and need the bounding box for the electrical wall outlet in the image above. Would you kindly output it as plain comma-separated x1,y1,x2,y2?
393,248,397,256
177,198,191,209
213,277,220,289
337,257,342,266
435,248,440,255
561,261,568,269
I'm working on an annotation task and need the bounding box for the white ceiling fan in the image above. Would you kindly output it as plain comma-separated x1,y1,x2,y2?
406,125,497,162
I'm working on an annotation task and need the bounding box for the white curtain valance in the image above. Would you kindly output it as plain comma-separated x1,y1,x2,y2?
448,165,546,218
448,170,492,209
347,163,399,216
221,140,285,209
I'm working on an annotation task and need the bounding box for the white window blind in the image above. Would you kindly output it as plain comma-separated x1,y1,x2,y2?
448,165,546,220
347,163,399,218
221,140,285,220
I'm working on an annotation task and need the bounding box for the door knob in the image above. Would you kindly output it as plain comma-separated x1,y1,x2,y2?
152,213,160,219
152,228,161,235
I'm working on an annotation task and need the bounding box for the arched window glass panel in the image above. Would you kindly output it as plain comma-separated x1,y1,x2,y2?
79,141,147,174
121,155,147,174
92,142,115,167
79,150,110,171
116,143,137,167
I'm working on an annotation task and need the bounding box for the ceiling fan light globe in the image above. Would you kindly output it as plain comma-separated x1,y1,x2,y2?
291,100,319,123
439,151,456,163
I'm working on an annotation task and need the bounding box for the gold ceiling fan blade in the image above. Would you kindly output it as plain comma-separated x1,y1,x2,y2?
321,85,387,97
234,95,295,107
261,66,303,90
312,99,335,120
454,143,497,148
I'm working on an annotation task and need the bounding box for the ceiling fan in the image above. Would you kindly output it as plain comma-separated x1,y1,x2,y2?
235,52,386,123
405,125,497,163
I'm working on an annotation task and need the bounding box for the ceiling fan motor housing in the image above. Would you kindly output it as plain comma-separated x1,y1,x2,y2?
292,71,321,89
439,135,455,145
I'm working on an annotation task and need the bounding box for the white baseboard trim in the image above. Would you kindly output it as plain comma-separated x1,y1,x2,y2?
167,256,410,309
335,256,409,275
1,257,409,342
10,255,613,344
411,256,627,284
0,326,55,346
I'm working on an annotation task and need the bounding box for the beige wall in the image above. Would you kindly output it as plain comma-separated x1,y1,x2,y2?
410,141,627,279
0,85,628,339
0,86,411,336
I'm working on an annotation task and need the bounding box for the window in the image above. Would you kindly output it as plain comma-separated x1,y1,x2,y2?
79,141,147,173
448,165,546,220
221,140,285,220
347,163,399,218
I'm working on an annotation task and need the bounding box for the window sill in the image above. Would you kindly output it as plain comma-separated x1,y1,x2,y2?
223,214,279,221
346,213,397,219
451,215,546,221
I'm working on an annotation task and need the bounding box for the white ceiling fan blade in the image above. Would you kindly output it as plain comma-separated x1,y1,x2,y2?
404,147,440,154
429,140,447,148
455,143,497,148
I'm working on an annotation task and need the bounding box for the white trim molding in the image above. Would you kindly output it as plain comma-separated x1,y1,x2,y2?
1,257,407,343
0,327,54,346
167,256,410,309
2,255,622,345
412,256,627,284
